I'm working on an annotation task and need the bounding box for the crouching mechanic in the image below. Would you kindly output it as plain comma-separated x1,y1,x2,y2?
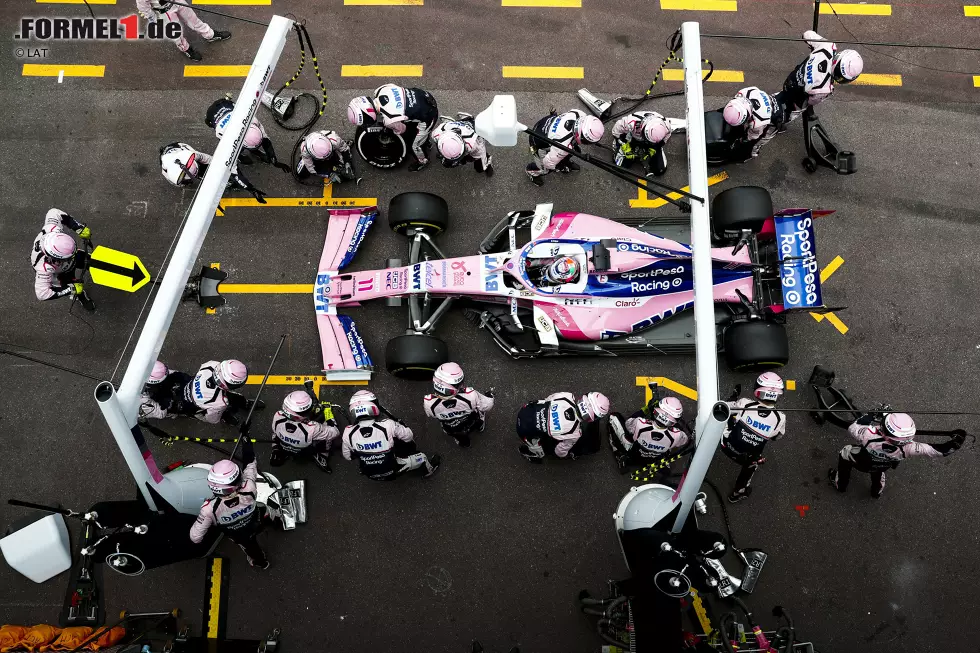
342,390,441,480
721,373,787,503
139,360,193,421
30,208,95,311
295,130,359,185
205,97,290,173
516,391,609,462
722,86,782,160
776,31,863,125
271,389,340,473
431,116,494,176
159,142,267,203
363,83,439,171
526,109,605,187
829,413,963,498
609,396,690,473
423,363,495,448
191,437,268,569
611,110,671,176
185,359,262,426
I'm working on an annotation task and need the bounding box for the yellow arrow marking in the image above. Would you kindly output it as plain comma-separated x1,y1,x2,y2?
630,171,728,208
809,256,848,334
88,245,151,292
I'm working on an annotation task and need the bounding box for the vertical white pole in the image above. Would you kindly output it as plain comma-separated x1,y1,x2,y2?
97,16,294,512
670,21,724,533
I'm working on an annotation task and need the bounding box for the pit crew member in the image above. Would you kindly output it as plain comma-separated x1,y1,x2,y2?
30,208,95,311
423,363,495,448
516,392,610,462
721,373,787,503
526,109,604,186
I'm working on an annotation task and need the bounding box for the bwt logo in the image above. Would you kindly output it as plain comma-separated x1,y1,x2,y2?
357,440,384,451
17,16,182,41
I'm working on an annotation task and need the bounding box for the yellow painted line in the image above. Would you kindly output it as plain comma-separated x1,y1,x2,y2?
661,69,744,83
823,312,849,334
786,380,797,391
637,376,698,401
661,0,737,10
194,0,270,4
220,284,314,293
966,4,980,15
972,75,980,87
22,64,104,77
216,195,378,213
245,374,368,389
502,66,584,79
851,73,902,86
36,0,115,3
184,65,250,77
345,0,423,4
819,2,891,14
819,255,844,283
206,263,220,315
341,65,423,77
631,170,728,208
502,0,581,6
206,557,222,639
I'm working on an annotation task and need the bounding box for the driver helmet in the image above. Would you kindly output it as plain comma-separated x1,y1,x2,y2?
304,131,333,160
147,361,170,385
433,362,465,396
243,122,264,149
578,392,610,422
641,113,670,144
723,96,751,127
347,96,377,126
833,49,864,83
283,390,315,420
545,256,580,284
882,412,916,443
437,131,466,162
653,396,684,429
207,459,243,497
754,372,784,404
349,389,380,420
216,359,248,391
42,232,77,261
575,115,605,144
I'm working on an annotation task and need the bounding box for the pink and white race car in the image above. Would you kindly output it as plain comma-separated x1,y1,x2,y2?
314,188,834,381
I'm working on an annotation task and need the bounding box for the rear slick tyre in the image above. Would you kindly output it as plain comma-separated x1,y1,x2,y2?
385,333,449,380
723,320,789,371
711,186,774,245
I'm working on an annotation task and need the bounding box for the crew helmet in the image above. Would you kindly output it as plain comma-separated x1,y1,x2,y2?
653,396,684,429
207,459,242,496
754,372,784,404
433,362,465,396
349,389,380,420
579,392,610,422
216,359,248,391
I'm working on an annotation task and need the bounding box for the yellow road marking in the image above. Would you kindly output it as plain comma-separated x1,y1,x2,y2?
216,179,377,215
194,0,270,4
851,73,902,86
819,1,890,13
23,64,104,77
661,0,737,10
972,75,980,87
221,284,314,293
502,66,584,79
206,558,222,639
502,0,581,6
819,255,844,283
809,257,848,334
345,0,423,4
36,0,116,3
966,4,980,15
206,263,220,315
661,69,743,82
341,65,423,77
637,375,798,403
184,65,250,77
630,171,728,209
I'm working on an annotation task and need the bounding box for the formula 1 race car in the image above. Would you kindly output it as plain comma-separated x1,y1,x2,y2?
314,188,833,381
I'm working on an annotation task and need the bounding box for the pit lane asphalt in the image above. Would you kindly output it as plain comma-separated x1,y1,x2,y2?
1,2,979,652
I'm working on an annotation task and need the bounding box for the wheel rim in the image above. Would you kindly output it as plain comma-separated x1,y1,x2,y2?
358,131,406,168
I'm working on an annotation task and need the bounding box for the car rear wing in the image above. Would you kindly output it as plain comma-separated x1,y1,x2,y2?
315,207,378,381
773,209,824,312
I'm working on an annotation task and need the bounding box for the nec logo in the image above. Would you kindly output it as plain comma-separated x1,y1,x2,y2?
357,440,384,450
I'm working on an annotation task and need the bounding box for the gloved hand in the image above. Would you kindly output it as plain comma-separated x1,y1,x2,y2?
77,226,91,239
70,282,85,296
314,452,332,473
252,189,268,205
486,387,495,398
